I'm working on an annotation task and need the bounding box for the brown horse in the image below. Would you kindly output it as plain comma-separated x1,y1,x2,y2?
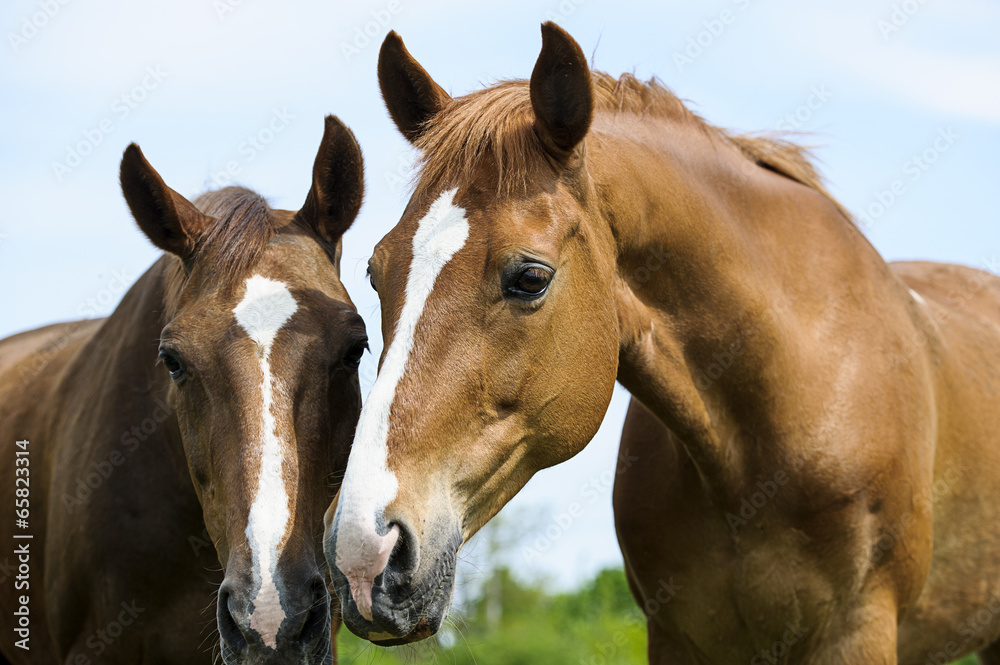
0,116,367,664
325,22,1000,664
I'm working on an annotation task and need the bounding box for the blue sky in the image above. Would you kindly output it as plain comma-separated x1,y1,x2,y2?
1,0,998,589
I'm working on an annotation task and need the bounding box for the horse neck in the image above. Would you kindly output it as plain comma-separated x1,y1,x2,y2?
589,115,896,491
53,254,211,557
83,255,185,449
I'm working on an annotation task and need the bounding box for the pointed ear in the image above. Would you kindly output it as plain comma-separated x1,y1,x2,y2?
120,143,211,259
530,22,593,159
378,31,452,143
296,115,365,245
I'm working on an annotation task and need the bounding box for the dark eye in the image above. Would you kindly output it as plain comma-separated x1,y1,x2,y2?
343,340,368,369
366,267,377,293
158,348,186,383
506,264,553,299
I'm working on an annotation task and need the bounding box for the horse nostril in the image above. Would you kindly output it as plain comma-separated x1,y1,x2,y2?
294,576,331,647
380,521,417,588
389,522,418,573
217,587,249,655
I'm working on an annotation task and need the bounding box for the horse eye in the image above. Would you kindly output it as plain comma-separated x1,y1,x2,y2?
366,268,377,293
158,349,186,383
343,341,368,369
507,265,553,299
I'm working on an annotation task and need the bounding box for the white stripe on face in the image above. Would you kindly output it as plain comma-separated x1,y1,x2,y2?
233,274,298,648
335,188,470,619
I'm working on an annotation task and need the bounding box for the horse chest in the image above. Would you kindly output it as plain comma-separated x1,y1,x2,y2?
614,424,854,661
682,523,831,647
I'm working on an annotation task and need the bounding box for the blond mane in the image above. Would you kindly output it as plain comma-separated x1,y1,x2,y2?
414,72,850,221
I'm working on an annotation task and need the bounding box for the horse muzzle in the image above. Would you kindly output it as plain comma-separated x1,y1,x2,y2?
326,515,461,644
217,570,332,664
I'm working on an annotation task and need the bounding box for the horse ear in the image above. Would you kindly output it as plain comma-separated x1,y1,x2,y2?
378,31,451,143
120,144,211,259
530,22,593,160
296,115,365,245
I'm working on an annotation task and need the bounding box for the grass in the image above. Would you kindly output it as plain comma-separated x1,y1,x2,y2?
335,567,985,664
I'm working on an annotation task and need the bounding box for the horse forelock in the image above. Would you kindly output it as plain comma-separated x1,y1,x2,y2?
191,187,278,287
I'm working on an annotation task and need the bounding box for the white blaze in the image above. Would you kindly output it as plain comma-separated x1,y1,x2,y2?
233,274,298,648
335,188,469,619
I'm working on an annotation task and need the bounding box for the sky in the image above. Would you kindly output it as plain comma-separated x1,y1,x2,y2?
1,0,998,590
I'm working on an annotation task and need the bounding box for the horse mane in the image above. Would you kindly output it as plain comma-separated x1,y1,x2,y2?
414,71,851,222
192,187,277,286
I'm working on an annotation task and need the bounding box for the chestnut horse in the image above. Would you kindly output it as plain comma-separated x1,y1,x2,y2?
326,23,1000,664
0,116,367,664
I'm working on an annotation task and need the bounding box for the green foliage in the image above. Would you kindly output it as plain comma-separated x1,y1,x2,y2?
337,566,981,665
337,566,645,665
